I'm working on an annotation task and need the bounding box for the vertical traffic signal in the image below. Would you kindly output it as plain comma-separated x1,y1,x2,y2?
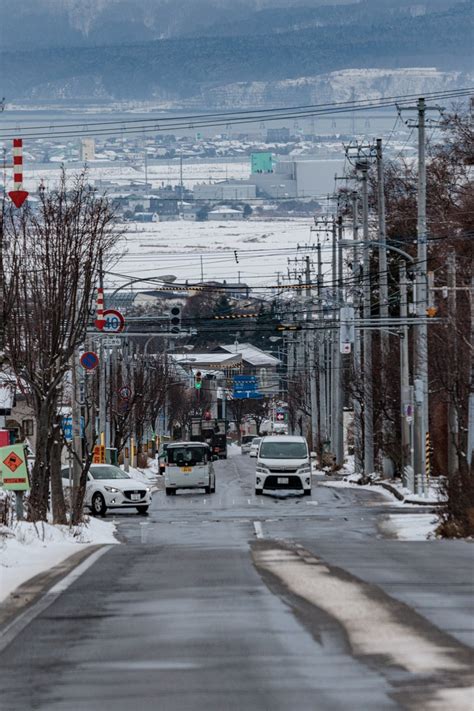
170,306,181,333
194,371,202,389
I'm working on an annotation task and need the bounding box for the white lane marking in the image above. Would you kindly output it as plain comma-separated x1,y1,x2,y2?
247,498,251,505
306,500,319,506
0,546,111,654
253,521,264,539
254,547,466,675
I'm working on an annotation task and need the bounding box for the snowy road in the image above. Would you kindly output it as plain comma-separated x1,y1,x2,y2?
0,454,473,710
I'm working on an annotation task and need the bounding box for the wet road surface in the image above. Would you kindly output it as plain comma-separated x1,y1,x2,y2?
1,453,473,710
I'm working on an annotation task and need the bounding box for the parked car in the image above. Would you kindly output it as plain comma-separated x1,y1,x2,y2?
241,435,255,454
249,437,262,458
61,464,152,516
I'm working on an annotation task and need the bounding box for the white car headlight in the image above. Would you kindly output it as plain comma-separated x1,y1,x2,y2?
256,467,269,474
104,485,120,493
297,467,311,475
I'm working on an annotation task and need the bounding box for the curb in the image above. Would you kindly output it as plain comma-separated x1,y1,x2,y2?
373,480,442,507
0,544,106,632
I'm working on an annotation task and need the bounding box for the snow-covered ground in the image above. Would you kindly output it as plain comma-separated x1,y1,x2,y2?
109,218,328,286
381,514,439,541
23,160,251,192
0,517,118,604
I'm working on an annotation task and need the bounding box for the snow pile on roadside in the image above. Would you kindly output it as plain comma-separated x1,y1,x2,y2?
0,517,118,604
126,463,159,484
319,478,409,505
227,443,241,458
381,513,439,541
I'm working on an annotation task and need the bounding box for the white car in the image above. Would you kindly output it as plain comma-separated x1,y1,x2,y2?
255,435,315,496
241,435,255,454
249,437,262,458
61,464,152,516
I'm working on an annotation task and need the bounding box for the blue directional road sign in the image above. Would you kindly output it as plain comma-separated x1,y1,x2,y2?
61,416,85,442
233,391,264,400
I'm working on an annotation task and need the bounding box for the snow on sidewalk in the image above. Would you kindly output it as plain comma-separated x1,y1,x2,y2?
380,513,439,541
0,517,118,604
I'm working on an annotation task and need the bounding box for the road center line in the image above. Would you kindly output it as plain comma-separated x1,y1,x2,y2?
253,521,264,539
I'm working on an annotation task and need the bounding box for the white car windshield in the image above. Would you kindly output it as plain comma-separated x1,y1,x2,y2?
259,441,307,459
252,438,261,445
90,466,131,480
167,446,207,466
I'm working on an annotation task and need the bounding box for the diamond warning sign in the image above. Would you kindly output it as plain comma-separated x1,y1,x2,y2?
3,452,23,472
0,444,29,491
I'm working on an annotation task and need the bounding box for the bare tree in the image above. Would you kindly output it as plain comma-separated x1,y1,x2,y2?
2,172,118,522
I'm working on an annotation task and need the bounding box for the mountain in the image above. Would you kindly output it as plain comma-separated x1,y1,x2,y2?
0,1,471,106
0,0,358,49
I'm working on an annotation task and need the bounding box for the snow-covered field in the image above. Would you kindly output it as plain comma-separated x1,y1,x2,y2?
109,218,330,286
24,160,251,192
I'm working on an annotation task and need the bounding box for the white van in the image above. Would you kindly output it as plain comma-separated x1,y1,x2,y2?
164,442,216,495
255,435,314,495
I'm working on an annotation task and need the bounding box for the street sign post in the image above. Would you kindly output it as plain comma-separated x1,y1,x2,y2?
103,337,121,347
61,415,85,442
118,386,132,400
80,351,99,371
232,375,263,399
0,444,29,490
102,309,125,334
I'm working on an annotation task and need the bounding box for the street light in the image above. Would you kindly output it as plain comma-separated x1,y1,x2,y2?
338,240,414,263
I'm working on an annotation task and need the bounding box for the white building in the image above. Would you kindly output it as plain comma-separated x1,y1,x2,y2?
208,207,243,221
80,138,95,162
193,182,256,201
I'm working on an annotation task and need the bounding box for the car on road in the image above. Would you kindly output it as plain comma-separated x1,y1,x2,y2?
240,435,255,454
255,435,315,496
164,441,216,495
249,437,262,458
61,464,152,516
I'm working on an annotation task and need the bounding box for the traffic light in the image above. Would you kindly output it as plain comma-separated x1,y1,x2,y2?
170,306,181,333
195,371,202,389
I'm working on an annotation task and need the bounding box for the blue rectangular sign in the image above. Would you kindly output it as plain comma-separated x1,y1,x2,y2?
61,416,85,442
232,391,264,400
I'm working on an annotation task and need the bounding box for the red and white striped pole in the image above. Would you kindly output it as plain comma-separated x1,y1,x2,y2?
95,286,105,330
8,138,29,208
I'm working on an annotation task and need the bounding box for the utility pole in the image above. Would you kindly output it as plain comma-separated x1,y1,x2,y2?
399,262,414,491
317,239,328,449
359,159,374,474
351,192,363,474
467,273,474,470
414,97,429,492
376,138,393,476
447,251,459,475
331,214,344,466
305,255,318,451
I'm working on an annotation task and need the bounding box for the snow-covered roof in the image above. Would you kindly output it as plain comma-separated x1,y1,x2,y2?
208,207,242,214
170,352,242,366
219,343,280,367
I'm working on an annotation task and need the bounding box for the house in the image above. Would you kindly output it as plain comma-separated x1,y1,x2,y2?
208,207,243,221
134,212,159,223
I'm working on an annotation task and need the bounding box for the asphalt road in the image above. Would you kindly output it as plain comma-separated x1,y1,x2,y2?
1,453,473,711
